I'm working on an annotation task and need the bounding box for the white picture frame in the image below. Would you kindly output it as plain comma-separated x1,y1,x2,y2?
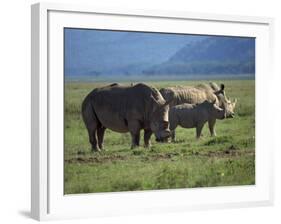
31,2,274,221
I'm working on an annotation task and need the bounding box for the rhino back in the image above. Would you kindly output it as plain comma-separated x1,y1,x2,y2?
86,83,156,132
169,103,198,129
161,86,217,106
170,102,212,130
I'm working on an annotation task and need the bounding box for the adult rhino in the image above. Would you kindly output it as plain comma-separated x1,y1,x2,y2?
159,82,237,137
82,83,171,151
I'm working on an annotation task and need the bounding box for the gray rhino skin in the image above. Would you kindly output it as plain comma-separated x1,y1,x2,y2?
82,83,170,151
160,83,237,137
169,100,226,140
159,83,222,106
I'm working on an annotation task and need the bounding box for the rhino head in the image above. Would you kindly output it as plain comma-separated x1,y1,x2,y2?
149,94,171,141
214,84,237,118
222,98,237,118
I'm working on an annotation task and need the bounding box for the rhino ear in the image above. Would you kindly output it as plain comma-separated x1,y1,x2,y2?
150,94,159,105
150,95,159,112
214,84,225,96
151,94,166,106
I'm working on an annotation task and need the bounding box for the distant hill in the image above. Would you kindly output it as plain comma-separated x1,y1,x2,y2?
64,29,203,76
143,36,255,75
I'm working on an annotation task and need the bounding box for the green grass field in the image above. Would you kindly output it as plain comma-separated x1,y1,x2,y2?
64,79,255,194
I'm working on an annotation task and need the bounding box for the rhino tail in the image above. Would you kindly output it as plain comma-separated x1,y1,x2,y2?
81,97,100,130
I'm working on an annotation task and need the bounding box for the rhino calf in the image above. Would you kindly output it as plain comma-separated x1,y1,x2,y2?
169,100,226,141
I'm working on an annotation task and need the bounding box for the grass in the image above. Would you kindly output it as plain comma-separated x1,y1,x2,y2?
64,79,255,194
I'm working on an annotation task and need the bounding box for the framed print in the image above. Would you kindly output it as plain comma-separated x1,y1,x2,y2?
31,2,274,221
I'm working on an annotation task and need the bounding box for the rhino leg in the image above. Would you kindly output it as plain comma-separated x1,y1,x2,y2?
171,130,176,142
208,119,217,137
97,126,106,150
144,129,152,148
86,125,100,152
128,120,141,149
130,131,140,149
196,123,204,139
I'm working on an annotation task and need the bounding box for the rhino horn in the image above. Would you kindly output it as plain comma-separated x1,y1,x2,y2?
233,98,237,106
225,97,231,103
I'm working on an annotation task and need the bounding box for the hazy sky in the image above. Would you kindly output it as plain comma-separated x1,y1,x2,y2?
64,28,255,77
64,28,205,76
